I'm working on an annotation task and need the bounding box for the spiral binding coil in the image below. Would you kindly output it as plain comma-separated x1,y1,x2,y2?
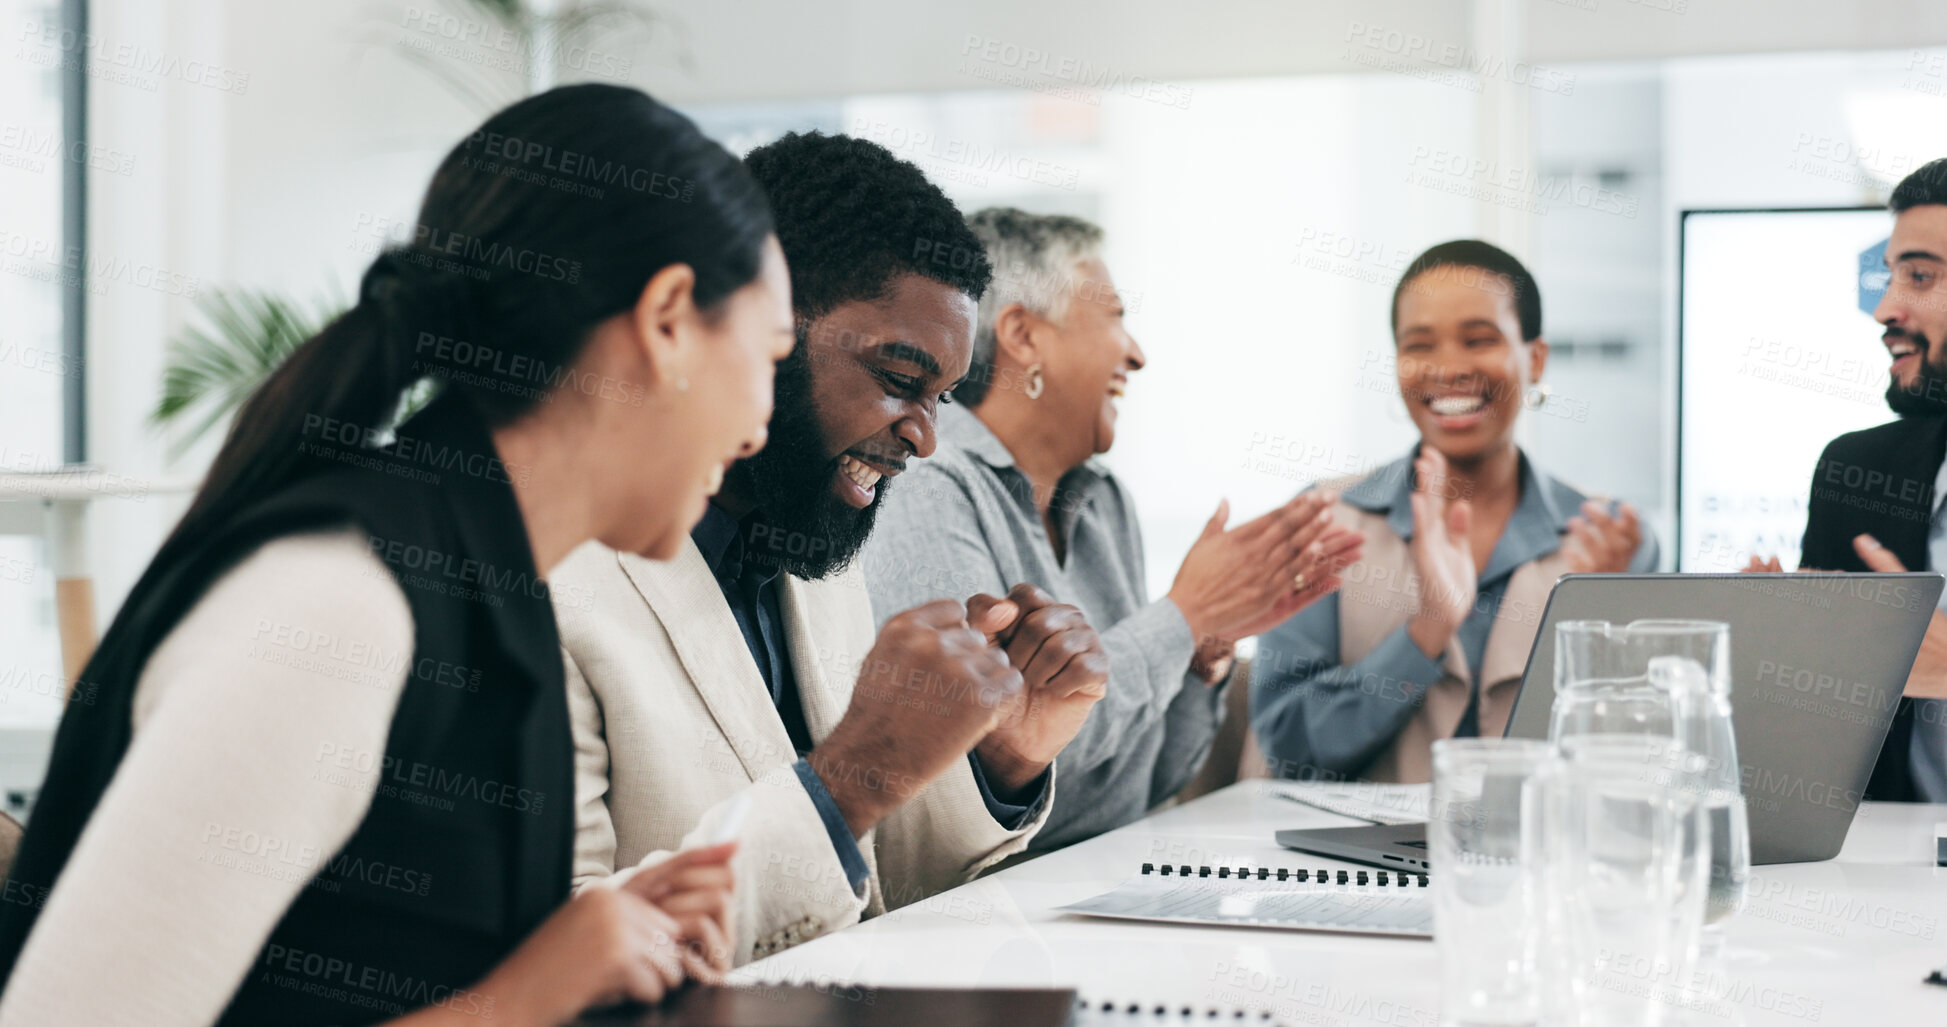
1136,863,1428,887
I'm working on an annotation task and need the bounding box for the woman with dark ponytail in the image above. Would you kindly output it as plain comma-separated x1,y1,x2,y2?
0,83,795,1026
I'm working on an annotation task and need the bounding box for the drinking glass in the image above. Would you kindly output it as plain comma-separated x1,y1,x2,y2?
1533,742,1710,1027
1649,654,1751,931
1431,738,1552,1026
1561,735,1714,976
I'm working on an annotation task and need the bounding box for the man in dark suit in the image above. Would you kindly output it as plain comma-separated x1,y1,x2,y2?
1768,158,1947,801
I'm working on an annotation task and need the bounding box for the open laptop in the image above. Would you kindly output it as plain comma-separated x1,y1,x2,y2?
1275,572,1944,870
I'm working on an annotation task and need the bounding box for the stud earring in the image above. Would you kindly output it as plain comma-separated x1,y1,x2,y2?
675,376,690,393
1523,383,1551,410
1024,364,1044,400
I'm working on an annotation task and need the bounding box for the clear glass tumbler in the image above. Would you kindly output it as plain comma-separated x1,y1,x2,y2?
1535,742,1710,1027
1649,654,1751,931
1431,738,1553,1026
1561,735,1714,978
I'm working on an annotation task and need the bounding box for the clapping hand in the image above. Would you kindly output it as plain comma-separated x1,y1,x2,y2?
1166,491,1365,654
1562,500,1644,574
1406,448,1476,661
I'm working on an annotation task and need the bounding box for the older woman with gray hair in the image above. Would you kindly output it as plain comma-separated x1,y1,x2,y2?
860,208,1363,853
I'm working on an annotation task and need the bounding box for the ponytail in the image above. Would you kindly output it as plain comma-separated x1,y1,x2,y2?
153,82,773,568
162,251,463,563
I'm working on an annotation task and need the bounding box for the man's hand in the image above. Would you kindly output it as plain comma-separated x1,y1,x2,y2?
1740,555,1785,573
1407,448,1477,661
1853,534,1947,700
808,600,1025,838
1562,500,1645,574
968,584,1110,795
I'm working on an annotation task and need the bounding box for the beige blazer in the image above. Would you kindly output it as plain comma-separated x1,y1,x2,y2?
1324,477,1569,784
549,539,1048,965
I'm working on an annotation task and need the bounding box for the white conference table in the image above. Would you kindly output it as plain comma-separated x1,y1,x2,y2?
737,780,1947,1025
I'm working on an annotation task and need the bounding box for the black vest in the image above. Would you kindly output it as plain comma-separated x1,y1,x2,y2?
0,396,572,1025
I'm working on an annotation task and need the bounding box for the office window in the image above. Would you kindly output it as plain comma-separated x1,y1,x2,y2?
1,0,79,730
0,0,67,462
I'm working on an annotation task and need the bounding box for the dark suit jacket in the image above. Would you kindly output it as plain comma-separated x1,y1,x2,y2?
1799,414,1947,801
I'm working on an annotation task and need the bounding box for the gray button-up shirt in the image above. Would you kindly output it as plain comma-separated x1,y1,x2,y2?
861,404,1223,854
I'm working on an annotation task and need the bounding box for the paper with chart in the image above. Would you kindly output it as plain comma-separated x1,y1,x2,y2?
1271,781,1429,825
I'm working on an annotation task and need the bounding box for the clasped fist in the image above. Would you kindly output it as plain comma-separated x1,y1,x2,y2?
813,599,1025,835
853,598,1026,743
970,584,1110,792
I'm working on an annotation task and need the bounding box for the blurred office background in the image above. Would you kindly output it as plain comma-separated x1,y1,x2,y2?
5,0,1947,807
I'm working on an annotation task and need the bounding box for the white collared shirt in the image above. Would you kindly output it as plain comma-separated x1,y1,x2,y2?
1912,457,1947,801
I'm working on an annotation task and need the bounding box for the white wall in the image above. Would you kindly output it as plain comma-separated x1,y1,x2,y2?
1096,76,1478,598
623,0,1947,104
80,0,486,635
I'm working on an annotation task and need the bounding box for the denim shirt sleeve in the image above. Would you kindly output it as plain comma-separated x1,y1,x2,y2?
1250,593,1446,779
791,759,870,895
966,752,1050,830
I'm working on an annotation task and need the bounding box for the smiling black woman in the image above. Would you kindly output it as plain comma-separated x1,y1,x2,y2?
1252,239,1660,785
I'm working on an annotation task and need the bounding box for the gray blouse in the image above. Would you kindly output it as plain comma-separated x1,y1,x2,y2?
860,404,1223,854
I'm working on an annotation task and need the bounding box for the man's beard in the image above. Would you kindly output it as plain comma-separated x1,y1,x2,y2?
1884,331,1947,416
722,348,886,580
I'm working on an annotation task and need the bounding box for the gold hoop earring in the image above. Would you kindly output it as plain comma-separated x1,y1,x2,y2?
1024,364,1044,400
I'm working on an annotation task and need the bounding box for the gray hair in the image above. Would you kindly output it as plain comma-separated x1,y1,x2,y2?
954,207,1104,406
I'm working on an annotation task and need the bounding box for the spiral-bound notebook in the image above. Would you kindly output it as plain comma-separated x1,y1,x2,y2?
1059,863,1434,938
577,985,1313,1026
1069,995,1306,1024
575,984,1078,1025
